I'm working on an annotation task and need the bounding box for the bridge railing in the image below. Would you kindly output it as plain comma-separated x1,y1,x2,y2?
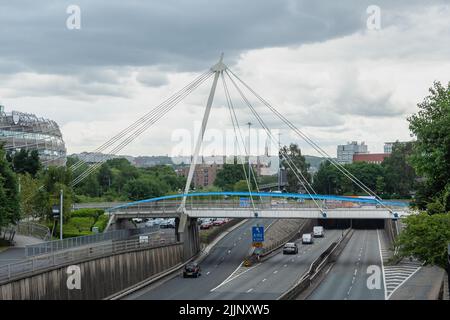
24,227,159,257
110,198,395,214
0,236,177,284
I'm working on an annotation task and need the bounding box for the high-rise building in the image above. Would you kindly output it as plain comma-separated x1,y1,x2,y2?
337,141,368,164
0,105,67,166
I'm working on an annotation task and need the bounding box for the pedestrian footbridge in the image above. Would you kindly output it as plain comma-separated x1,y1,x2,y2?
106,192,410,220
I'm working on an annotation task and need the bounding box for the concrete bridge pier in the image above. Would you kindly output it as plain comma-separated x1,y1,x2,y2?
176,215,200,260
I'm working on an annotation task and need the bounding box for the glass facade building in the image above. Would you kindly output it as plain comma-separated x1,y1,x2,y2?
0,105,67,166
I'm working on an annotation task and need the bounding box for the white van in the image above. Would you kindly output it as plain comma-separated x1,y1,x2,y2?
313,226,324,238
302,233,314,244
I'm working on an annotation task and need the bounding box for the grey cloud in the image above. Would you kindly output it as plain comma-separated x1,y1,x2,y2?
136,71,169,87
2,0,443,75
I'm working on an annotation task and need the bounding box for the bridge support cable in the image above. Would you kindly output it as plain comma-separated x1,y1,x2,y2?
226,68,392,214
69,70,213,172
222,73,261,195
71,71,214,187
223,71,326,215
221,72,260,212
178,55,226,213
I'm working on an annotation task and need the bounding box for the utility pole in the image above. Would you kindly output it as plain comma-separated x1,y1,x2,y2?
60,189,63,240
247,122,252,184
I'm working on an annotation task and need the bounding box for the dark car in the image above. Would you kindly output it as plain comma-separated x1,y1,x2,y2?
183,262,201,278
282,242,298,254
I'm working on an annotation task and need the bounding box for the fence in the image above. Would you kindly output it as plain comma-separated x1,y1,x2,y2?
0,236,177,284
15,222,51,241
24,226,159,257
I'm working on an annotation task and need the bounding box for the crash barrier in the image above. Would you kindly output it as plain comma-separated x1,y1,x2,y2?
0,239,182,300
278,228,353,300
25,226,158,257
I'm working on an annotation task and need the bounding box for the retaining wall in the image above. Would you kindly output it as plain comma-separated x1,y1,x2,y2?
0,243,183,300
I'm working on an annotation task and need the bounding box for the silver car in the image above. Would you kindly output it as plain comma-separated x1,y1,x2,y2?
282,242,298,254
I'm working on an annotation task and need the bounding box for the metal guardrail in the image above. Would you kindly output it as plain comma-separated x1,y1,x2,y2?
25,227,159,257
15,222,51,241
109,198,395,215
0,236,177,284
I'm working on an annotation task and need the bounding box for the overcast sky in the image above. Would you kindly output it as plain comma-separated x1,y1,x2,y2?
0,1,449,158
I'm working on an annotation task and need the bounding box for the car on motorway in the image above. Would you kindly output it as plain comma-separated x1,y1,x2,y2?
302,233,314,244
183,262,201,278
212,219,226,226
145,220,156,227
132,218,143,223
282,242,298,254
313,226,324,238
160,221,175,229
200,221,213,229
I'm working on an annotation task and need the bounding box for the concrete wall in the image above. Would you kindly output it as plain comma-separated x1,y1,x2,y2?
0,243,183,300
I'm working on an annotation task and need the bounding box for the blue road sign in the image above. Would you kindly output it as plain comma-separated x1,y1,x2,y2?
252,226,264,242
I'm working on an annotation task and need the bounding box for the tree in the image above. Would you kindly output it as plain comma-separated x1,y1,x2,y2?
10,149,41,177
37,166,73,220
233,180,251,192
214,163,249,191
280,143,310,193
407,81,450,210
395,212,450,268
98,163,112,188
381,141,416,198
313,161,384,196
0,147,20,227
18,173,40,219
123,177,168,201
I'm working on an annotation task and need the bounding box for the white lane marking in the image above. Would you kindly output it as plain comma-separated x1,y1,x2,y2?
354,269,358,276
376,229,387,300
206,271,210,275
273,270,278,274
210,262,260,292
283,264,287,268
262,278,267,282
246,288,253,293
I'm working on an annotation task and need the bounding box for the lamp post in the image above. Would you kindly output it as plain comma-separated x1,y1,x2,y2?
247,122,252,183
60,189,63,240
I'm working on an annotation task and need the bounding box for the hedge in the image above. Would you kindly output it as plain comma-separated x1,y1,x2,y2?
71,208,105,219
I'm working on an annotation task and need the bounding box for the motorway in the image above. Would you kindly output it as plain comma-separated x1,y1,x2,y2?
308,229,385,300
126,221,343,300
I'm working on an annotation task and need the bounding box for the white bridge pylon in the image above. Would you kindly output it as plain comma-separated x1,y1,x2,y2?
177,54,227,233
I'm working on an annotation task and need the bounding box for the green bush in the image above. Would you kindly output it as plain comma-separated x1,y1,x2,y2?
93,214,109,232
66,217,95,232
71,208,104,219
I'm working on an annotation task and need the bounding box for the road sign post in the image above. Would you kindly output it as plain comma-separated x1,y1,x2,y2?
252,226,264,248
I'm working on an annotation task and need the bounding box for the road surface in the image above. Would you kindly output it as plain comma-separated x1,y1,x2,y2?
127,223,342,300
308,229,385,300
